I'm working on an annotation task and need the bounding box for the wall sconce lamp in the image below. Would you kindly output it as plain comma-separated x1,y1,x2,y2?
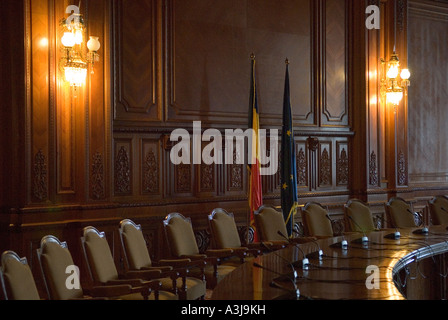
60,4,100,88
380,0,410,110
380,51,411,108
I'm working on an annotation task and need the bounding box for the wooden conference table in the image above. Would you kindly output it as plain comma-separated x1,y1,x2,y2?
211,225,448,300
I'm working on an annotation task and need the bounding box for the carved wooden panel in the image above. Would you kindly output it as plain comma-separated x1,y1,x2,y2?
112,0,161,122
114,141,132,195
296,140,309,189
141,140,161,195
33,150,48,202
174,163,193,195
322,0,348,126
336,142,349,186
407,2,448,186
91,152,105,200
29,0,50,204
318,141,332,188
165,0,313,126
369,151,379,187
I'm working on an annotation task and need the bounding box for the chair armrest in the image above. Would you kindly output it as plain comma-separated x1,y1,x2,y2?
157,258,192,268
205,248,234,258
143,265,173,272
180,254,208,261
228,247,248,259
87,284,133,298
124,269,162,280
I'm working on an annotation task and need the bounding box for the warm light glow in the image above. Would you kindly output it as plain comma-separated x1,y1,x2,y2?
387,64,399,79
61,32,75,48
64,66,87,87
401,69,410,80
386,91,403,106
87,36,101,52
39,37,49,48
74,29,83,45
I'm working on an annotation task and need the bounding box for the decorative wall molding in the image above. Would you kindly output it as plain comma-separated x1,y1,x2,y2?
337,147,349,186
91,152,105,200
369,151,379,186
114,146,131,194
33,150,48,202
143,149,159,194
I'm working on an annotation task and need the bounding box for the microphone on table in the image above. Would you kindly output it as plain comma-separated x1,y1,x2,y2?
347,215,369,245
407,209,429,234
252,262,301,300
379,214,401,240
326,214,348,249
276,231,311,270
292,229,324,260
259,242,299,281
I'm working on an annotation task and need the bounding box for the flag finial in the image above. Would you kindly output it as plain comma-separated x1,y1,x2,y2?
285,58,289,65
251,53,255,60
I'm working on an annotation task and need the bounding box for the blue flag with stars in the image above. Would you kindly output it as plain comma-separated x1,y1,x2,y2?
281,61,298,237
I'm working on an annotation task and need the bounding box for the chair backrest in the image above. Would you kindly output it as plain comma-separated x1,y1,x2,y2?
119,219,152,270
81,226,119,284
36,235,83,300
254,205,289,241
429,195,448,225
301,202,333,237
163,213,199,257
344,199,376,232
0,251,40,300
385,197,416,228
208,208,242,249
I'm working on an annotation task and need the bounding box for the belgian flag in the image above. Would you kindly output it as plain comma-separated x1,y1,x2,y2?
248,55,262,242
281,60,298,237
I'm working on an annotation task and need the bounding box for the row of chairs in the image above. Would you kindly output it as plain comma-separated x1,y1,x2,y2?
0,220,206,300
301,196,448,238
0,206,298,301
4,196,444,300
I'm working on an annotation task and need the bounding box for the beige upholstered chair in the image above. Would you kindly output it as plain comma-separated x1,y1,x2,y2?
36,235,134,300
119,219,206,300
429,195,448,225
344,199,377,232
385,197,418,228
301,202,334,238
0,251,40,300
208,208,261,262
254,205,315,249
163,212,236,289
81,226,177,300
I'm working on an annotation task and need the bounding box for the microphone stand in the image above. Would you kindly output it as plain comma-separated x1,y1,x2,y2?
276,231,311,270
379,214,401,239
347,215,369,245
293,229,323,261
408,209,429,235
326,215,348,249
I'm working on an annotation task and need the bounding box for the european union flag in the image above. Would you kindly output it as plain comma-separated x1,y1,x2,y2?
281,60,298,237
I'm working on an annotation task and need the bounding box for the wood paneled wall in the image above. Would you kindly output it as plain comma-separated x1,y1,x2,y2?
1,0,448,297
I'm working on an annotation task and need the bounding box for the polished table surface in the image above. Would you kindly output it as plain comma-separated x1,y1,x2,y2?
211,225,448,300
